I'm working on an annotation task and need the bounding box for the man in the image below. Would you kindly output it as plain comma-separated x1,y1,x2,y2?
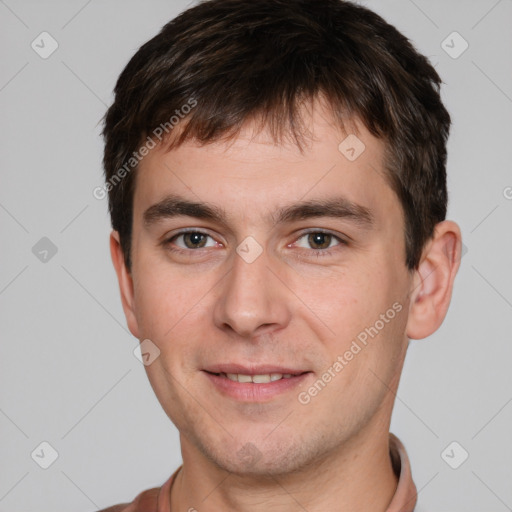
100,0,462,510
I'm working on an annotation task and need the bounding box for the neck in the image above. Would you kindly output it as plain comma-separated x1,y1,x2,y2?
170,426,398,512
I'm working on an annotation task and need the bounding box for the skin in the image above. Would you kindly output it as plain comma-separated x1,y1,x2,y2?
110,103,461,511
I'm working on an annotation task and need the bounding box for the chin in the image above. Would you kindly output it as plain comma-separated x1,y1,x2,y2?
195,429,323,477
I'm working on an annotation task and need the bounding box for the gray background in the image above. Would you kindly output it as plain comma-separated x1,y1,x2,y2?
1,0,511,510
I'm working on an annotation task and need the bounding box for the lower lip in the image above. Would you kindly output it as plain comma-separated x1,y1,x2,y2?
203,371,312,402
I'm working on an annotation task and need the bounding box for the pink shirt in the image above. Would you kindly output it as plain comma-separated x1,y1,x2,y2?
98,434,417,512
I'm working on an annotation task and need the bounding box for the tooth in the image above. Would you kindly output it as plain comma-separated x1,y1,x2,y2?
223,372,289,383
252,374,271,383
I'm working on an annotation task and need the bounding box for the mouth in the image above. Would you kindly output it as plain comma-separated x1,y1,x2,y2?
202,365,312,402
204,370,305,383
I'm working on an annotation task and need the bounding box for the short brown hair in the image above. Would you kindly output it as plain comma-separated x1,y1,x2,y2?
102,0,451,271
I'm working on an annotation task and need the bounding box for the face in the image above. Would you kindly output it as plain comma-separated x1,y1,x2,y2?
118,106,415,475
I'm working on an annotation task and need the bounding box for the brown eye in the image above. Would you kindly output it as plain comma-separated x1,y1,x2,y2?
307,232,333,249
167,231,216,250
292,231,346,255
182,232,208,248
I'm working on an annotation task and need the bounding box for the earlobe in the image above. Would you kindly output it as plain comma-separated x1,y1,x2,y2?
110,231,140,339
406,221,462,340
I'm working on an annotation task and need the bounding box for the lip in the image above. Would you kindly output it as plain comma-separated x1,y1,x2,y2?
204,363,307,375
203,368,312,402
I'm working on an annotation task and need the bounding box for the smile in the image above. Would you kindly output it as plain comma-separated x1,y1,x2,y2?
203,369,312,402
221,372,295,383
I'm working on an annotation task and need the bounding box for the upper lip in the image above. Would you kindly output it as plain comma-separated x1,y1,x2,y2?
204,363,309,375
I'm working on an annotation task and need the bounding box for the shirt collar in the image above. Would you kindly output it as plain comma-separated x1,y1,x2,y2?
386,433,418,512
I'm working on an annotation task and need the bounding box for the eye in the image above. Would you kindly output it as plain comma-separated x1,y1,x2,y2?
168,231,218,250
294,231,346,251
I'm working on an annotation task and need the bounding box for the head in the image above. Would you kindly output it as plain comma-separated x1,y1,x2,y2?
104,0,461,475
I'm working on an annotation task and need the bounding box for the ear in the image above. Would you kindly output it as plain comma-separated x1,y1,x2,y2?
406,220,462,340
110,231,140,339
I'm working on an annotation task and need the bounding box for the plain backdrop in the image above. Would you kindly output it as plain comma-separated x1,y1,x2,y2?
1,1,511,510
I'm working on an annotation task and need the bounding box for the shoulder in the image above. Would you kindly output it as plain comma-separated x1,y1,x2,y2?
96,466,180,512
97,486,160,512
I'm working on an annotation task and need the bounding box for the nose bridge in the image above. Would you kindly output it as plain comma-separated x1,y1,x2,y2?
213,242,290,337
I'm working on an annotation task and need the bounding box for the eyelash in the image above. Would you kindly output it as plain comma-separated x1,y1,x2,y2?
162,229,348,258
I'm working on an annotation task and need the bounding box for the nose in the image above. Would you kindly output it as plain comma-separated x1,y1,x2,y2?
213,245,291,339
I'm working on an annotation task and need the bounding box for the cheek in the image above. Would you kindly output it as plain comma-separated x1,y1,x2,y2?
132,260,216,368
133,276,170,334
301,258,407,360
132,262,193,339
293,267,377,340
311,301,408,418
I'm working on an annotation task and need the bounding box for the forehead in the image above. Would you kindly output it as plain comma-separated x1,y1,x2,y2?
133,107,400,231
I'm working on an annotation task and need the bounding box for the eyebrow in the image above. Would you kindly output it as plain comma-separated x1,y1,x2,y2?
143,194,374,229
